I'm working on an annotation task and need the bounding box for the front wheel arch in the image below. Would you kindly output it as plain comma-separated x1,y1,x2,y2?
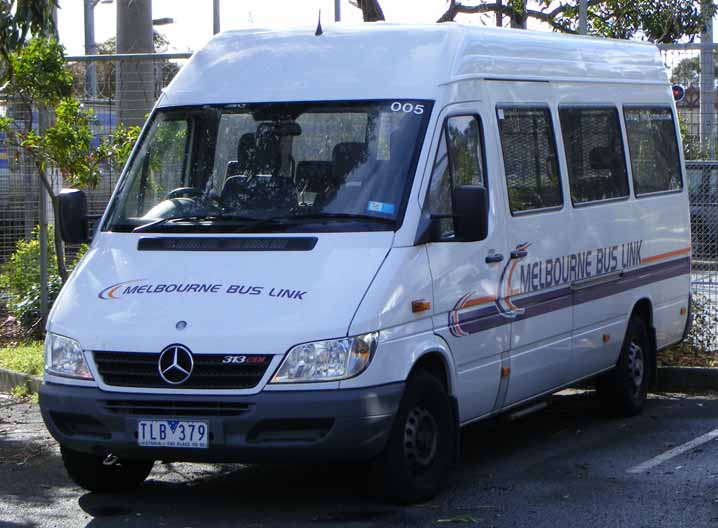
411,351,452,394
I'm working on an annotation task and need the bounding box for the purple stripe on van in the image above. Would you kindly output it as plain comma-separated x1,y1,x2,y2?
451,256,690,336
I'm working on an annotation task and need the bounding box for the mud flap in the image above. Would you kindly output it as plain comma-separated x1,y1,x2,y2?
450,395,461,464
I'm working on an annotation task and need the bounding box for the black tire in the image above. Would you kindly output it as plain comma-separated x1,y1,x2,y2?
597,316,652,417
61,447,154,493
373,370,457,504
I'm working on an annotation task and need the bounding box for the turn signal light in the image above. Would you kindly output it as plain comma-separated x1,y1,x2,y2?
602,334,610,343
411,300,432,313
680,307,687,316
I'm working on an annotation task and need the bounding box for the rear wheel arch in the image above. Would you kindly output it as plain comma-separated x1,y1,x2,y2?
628,297,657,385
631,297,654,328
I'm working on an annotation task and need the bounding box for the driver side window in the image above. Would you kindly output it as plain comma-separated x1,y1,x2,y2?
123,118,190,218
427,115,486,238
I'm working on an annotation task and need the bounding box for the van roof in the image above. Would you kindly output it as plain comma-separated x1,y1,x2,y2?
159,23,667,107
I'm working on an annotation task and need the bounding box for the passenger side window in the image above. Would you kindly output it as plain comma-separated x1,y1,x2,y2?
428,115,485,238
558,107,629,204
624,107,683,195
497,107,562,214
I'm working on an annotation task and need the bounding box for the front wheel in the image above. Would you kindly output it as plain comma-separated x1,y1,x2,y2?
597,316,651,416
61,447,154,493
373,370,457,504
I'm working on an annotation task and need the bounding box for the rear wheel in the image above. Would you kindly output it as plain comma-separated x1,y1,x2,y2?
373,370,457,504
597,316,651,416
61,447,154,493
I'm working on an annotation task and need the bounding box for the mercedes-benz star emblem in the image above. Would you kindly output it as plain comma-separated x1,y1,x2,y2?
158,345,194,385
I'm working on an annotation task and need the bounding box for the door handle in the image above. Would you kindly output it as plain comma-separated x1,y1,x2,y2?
485,253,504,264
510,249,528,259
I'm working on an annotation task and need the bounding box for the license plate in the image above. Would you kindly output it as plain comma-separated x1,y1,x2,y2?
137,420,209,448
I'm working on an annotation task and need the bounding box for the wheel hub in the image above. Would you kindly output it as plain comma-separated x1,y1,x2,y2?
404,406,438,470
627,341,644,394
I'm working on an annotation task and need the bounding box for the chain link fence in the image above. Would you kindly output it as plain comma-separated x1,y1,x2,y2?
687,161,718,351
0,53,191,266
661,43,718,350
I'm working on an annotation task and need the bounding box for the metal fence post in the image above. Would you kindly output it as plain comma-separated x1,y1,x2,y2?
37,106,50,325
700,9,715,158
579,0,588,35
84,0,98,99
213,0,221,34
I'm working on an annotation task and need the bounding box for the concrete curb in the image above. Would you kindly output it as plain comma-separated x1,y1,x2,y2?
656,367,718,392
0,367,41,394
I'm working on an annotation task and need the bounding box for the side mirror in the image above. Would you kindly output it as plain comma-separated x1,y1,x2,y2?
452,185,488,242
58,189,89,244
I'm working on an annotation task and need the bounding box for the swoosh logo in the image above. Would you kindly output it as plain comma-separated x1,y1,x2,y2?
98,279,147,300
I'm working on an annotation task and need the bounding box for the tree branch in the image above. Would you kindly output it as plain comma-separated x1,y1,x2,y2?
350,0,385,22
437,2,514,23
437,0,598,33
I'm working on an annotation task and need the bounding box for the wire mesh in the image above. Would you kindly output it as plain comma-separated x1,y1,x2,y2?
0,53,190,265
662,44,718,349
687,161,718,350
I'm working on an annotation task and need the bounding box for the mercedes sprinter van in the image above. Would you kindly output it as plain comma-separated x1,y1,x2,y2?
40,24,691,503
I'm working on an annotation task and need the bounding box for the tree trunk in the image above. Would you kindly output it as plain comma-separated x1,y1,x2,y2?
510,0,528,28
34,161,68,282
358,0,385,22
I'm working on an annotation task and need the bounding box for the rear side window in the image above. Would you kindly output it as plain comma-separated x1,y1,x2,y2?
559,107,629,204
624,107,683,195
497,107,562,214
428,115,485,238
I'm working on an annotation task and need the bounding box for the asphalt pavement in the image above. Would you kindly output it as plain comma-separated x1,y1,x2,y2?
2,389,718,527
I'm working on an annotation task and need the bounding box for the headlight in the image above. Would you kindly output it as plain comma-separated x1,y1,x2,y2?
44,333,93,380
271,332,378,383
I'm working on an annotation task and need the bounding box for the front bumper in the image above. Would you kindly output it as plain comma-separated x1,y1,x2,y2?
39,382,404,463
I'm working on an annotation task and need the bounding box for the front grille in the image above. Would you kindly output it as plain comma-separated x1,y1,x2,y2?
102,400,253,417
93,351,272,389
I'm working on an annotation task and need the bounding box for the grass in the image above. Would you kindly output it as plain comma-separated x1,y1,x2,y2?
0,342,43,376
10,384,39,403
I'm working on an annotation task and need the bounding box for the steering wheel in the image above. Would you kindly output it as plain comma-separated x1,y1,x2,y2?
166,187,203,200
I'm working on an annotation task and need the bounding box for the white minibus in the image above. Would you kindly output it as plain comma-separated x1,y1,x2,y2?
40,24,691,503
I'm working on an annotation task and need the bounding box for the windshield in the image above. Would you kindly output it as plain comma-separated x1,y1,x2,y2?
104,100,433,233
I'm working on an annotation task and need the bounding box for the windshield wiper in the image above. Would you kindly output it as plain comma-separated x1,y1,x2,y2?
132,214,264,233
229,212,396,232
291,213,396,224
132,212,396,234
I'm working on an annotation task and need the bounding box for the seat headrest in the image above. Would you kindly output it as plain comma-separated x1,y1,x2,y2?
255,126,280,175
236,133,256,172
332,142,367,180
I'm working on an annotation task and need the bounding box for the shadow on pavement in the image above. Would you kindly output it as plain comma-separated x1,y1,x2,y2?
7,390,716,527
72,391,611,527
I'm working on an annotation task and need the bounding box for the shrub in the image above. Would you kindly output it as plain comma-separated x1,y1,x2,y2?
0,226,86,331
686,294,718,354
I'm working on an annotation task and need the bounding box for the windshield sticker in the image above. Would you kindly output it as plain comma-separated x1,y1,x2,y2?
98,280,307,301
367,201,395,215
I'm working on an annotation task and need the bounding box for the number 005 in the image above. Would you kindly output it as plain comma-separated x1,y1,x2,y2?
391,102,424,115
